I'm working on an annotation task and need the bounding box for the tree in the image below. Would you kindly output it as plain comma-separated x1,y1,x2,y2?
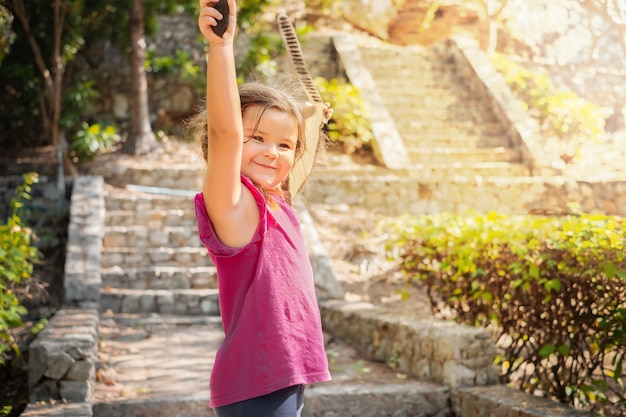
476,0,509,53
0,0,186,159
3,0,79,175
0,0,274,162
123,0,158,155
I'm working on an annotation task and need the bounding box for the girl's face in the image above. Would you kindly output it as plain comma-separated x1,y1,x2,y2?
241,106,298,191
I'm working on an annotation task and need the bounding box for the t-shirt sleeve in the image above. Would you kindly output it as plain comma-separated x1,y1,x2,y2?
194,177,266,257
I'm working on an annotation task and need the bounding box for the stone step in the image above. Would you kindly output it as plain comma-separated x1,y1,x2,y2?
105,209,197,228
101,247,212,268
92,314,450,417
408,161,531,177
103,225,201,248
380,103,502,122
399,125,507,140
369,69,464,85
380,89,483,103
407,147,523,163
93,382,452,417
358,51,458,72
99,288,220,315
380,90,488,106
358,54,459,73
101,265,217,290
307,172,564,215
104,184,198,211
396,119,506,136
380,93,499,110
317,159,530,179
95,164,204,191
402,132,511,148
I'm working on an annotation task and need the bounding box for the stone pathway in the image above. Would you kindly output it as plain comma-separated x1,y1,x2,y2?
85,180,450,417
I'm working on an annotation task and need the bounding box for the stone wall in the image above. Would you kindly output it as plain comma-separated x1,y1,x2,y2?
84,158,626,218
309,171,626,217
20,176,105,417
452,385,597,417
321,300,499,388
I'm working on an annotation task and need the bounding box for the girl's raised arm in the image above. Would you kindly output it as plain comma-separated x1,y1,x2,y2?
198,0,259,247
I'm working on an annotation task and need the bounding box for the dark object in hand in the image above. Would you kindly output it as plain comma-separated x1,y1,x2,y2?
212,0,229,37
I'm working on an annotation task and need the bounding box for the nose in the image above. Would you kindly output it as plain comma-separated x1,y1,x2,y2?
264,144,278,158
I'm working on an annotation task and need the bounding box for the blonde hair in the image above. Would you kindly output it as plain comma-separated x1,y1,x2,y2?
189,80,328,206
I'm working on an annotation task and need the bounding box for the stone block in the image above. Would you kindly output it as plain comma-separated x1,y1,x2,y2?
66,360,95,381
44,351,75,379
452,385,597,417
59,380,91,402
21,402,93,417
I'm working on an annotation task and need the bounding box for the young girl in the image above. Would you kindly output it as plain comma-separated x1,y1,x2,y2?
193,0,332,415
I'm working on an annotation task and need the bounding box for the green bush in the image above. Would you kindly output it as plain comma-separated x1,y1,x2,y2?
0,5,15,64
145,49,205,96
314,76,374,153
0,173,41,365
390,211,625,416
491,53,605,159
70,122,121,163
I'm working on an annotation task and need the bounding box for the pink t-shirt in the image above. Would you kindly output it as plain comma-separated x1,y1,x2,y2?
195,176,331,408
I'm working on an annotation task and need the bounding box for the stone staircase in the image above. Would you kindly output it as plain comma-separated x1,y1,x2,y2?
99,186,219,317
87,181,453,417
19,29,604,417
356,33,531,178
357,41,530,179
310,32,626,218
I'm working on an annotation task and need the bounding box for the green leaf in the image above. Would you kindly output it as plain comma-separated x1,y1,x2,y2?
529,264,540,279
539,344,556,358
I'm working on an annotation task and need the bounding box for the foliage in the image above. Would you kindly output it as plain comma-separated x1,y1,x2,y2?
237,30,284,81
390,210,626,416
70,122,121,163
0,0,117,149
314,77,375,153
145,49,204,96
59,78,102,131
0,0,198,151
304,0,342,16
0,5,15,64
490,53,605,158
0,173,41,366
233,0,284,80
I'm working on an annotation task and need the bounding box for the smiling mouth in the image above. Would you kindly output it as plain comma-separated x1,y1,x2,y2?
256,162,277,169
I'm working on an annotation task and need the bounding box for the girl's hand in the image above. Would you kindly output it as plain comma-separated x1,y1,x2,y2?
323,102,333,123
198,0,237,44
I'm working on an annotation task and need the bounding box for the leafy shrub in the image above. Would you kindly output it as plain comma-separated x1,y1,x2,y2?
491,53,605,159
70,122,121,163
0,173,41,365
60,79,102,132
145,49,204,95
0,5,15,64
314,76,375,153
390,211,625,416
304,0,341,16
